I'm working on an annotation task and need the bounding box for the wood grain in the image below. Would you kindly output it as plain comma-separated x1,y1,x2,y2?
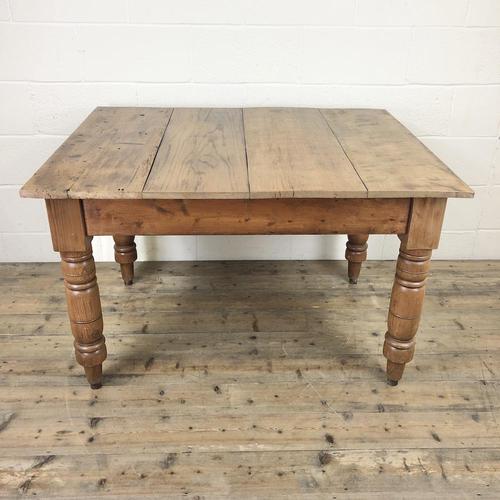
70,107,173,199
244,108,367,198
113,235,137,286
345,234,369,284
20,108,115,199
0,260,499,498
384,236,432,383
46,198,106,388
1,260,498,335
320,109,474,199
60,241,106,389
406,198,447,250
45,199,87,252
144,108,249,199
83,198,410,235
1,450,498,497
21,107,473,201
21,107,172,199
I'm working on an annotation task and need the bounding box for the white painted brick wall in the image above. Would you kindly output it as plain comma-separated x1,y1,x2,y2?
1,0,499,262
0,0,9,21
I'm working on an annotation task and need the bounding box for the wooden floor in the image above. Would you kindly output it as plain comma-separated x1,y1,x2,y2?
0,260,499,499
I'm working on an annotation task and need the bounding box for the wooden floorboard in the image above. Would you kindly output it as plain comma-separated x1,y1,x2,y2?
1,260,499,498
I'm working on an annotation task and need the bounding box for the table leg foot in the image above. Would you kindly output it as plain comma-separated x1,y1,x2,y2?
345,234,368,284
383,236,431,384
113,235,137,285
85,365,103,389
61,238,107,389
121,263,134,286
386,360,405,385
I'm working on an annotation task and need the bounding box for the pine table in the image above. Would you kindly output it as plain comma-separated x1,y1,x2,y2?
21,107,473,389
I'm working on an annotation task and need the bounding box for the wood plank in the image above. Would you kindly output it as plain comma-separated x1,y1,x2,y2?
3,279,497,315
321,109,474,199
2,264,500,294
2,337,499,382
143,108,249,199
3,306,500,341
83,198,410,235
244,108,367,198
20,107,172,199
1,379,498,414
1,449,498,498
1,260,498,280
2,409,500,453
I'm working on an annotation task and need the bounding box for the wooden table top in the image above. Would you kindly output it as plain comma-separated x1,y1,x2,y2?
20,107,473,200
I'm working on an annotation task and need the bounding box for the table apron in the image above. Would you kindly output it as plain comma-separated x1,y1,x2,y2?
83,198,410,236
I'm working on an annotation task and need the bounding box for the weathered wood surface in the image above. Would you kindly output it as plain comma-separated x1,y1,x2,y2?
143,108,249,199
406,198,447,250
244,107,366,198
45,199,87,252
0,450,497,498
384,237,432,383
0,260,499,497
83,198,410,236
59,239,106,389
21,107,172,199
45,198,106,388
20,107,473,200
321,109,474,199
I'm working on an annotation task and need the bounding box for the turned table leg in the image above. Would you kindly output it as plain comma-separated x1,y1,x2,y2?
60,238,107,389
345,234,368,284
113,235,137,285
383,236,431,385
